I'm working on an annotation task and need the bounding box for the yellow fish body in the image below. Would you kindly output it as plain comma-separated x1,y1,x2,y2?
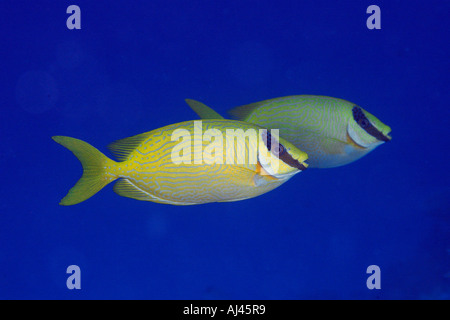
53,119,308,206
186,96,392,168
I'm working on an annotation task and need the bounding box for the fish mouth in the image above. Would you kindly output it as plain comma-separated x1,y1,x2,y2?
385,132,392,141
295,159,308,171
281,154,308,171
367,126,391,142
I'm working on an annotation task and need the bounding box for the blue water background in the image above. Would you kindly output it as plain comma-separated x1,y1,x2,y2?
1,0,449,299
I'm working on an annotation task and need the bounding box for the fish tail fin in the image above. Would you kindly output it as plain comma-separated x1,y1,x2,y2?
52,136,118,206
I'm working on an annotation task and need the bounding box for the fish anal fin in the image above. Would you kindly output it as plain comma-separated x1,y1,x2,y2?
108,132,152,161
113,179,154,201
113,179,197,205
185,99,224,119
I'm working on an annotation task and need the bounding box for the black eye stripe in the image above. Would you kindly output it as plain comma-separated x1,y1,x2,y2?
352,106,390,142
352,106,369,126
262,130,282,155
261,130,307,171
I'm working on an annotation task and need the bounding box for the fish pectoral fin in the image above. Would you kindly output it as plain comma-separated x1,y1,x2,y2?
253,174,269,187
253,172,278,187
185,99,224,119
223,164,276,187
253,162,278,187
256,161,278,180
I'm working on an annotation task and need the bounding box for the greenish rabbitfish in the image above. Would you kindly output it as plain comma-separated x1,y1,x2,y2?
53,119,308,206
186,96,392,168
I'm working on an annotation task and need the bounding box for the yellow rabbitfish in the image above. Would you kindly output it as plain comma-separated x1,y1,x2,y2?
186,96,392,168
53,119,308,206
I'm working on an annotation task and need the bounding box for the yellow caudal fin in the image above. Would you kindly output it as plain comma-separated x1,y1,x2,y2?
52,136,117,206
185,99,224,119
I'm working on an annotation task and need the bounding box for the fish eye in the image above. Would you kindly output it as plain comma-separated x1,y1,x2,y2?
272,143,285,156
358,118,369,128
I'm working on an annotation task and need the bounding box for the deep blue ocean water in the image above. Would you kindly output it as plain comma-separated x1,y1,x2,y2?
1,0,449,299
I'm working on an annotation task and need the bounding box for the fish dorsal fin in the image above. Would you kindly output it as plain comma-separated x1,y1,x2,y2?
228,101,267,121
108,132,152,161
185,99,224,119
